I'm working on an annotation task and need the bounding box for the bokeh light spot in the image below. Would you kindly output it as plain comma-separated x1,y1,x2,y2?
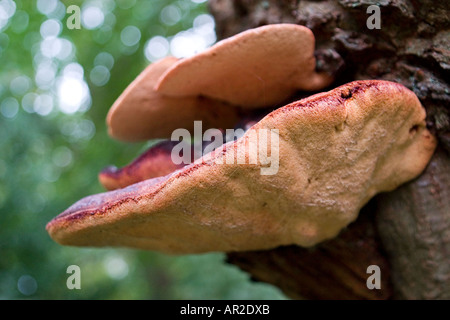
21,92,38,113
40,19,61,38
62,62,84,79
144,36,169,62
57,76,90,114
0,0,16,32
10,75,31,96
104,255,129,280
17,275,37,296
94,52,114,70
81,6,104,30
52,146,73,167
120,25,141,47
0,97,19,119
170,30,206,58
55,38,73,61
10,10,29,33
36,0,57,16
160,5,181,26
93,25,112,44
90,65,110,86
34,60,57,89
33,94,53,116
40,37,62,58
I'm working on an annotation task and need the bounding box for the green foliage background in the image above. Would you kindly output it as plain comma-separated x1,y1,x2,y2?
0,0,285,299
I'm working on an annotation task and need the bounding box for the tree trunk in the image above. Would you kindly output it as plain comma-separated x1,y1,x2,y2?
209,0,450,300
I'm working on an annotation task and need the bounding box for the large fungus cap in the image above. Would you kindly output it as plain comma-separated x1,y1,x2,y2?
155,24,333,108
46,80,436,254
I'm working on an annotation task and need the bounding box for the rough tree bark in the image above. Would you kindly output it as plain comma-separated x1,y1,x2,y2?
208,0,450,299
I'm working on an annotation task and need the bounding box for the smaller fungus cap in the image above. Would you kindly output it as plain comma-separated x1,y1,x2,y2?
107,57,241,142
155,24,333,108
98,140,186,191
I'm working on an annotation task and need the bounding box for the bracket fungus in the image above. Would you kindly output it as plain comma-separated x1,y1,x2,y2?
106,56,242,142
46,24,436,254
155,24,333,108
